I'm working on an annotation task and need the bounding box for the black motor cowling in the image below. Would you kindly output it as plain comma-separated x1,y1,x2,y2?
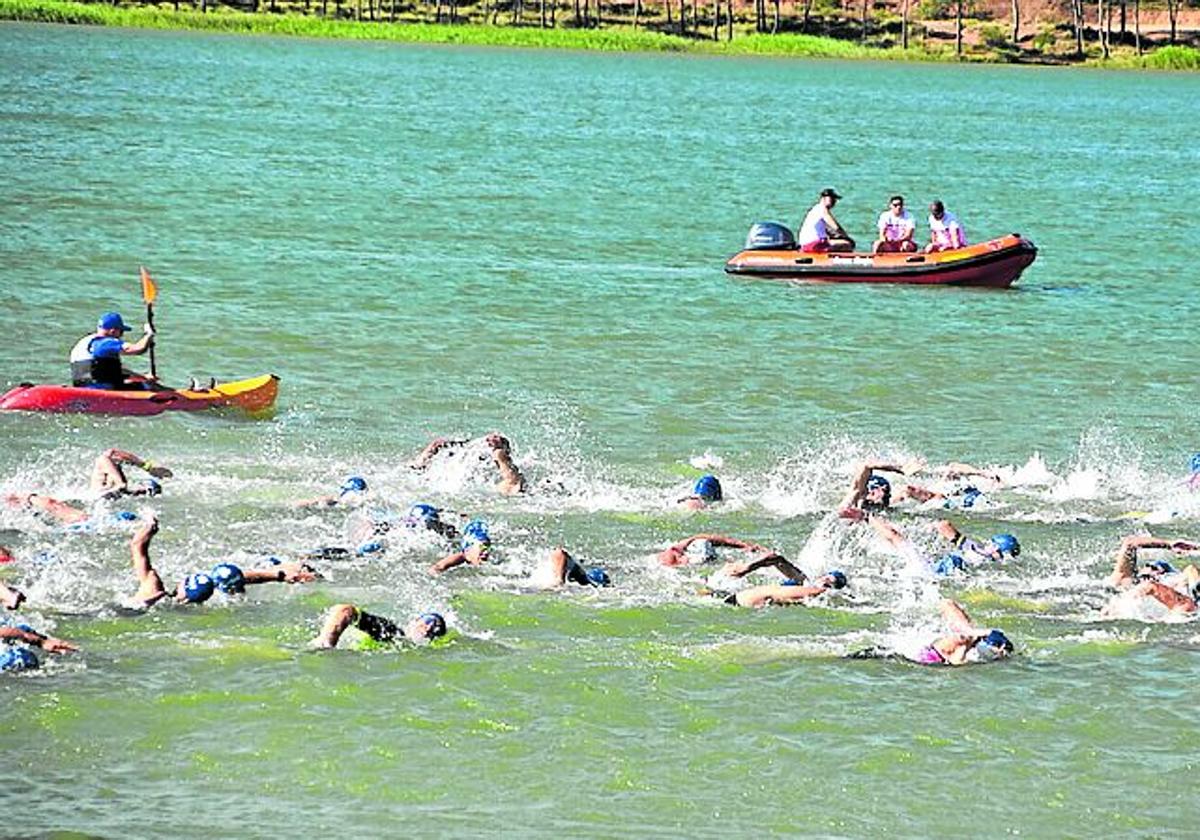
744,221,796,251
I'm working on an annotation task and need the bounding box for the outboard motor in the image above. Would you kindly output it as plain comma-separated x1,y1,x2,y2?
744,221,796,251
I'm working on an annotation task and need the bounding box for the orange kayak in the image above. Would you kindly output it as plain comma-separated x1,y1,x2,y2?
0,374,279,417
725,231,1037,288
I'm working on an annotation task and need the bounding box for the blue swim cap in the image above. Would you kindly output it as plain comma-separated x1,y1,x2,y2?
989,534,1020,558
933,553,966,576
210,563,246,594
462,518,490,544
113,510,138,522
0,647,39,672
825,570,847,589
144,478,162,497
98,311,131,333
182,573,215,604
866,475,891,493
692,475,723,502
977,629,1013,656
585,567,611,587
1144,559,1176,576
959,487,981,508
1190,453,1200,474
780,578,802,586
419,612,447,639
340,476,367,496
355,541,384,556
406,504,440,527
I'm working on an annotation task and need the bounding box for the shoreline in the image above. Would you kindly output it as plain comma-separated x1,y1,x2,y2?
2,0,1198,69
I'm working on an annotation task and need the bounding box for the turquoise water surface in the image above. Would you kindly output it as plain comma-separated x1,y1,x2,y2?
2,21,1199,837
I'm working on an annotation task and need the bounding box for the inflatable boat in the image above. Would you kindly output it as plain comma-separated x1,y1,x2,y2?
725,223,1037,288
0,374,279,417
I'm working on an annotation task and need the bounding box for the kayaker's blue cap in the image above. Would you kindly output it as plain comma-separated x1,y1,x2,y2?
211,563,245,594
585,567,611,587
693,475,722,502
182,573,215,604
144,479,162,497
340,476,367,496
825,570,847,589
419,612,447,639
98,312,131,333
989,534,1021,559
0,647,39,672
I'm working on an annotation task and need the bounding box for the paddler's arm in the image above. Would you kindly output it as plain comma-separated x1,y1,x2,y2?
120,323,155,356
410,436,469,470
939,599,981,636
1133,580,1197,613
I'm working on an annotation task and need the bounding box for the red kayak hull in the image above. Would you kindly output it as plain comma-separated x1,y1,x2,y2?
725,234,1037,288
0,374,279,417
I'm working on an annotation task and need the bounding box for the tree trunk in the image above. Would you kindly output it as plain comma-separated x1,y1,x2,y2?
633,0,641,27
693,0,700,33
802,0,811,31
1118,0,1125,39
450,0,457,22
726,0,733,39
540,0,546,25
771,0,779,33
679,0,686,34
754,0,763,32
902,0,909,47
1098,0,1108,57
666,0,672,25
1133,0,1140,52
1070,0,1083,55
1166,0,1177,43
955,0,963,55
713,0,720,38
574,0,581,24
1010,0,1019,45
861,0,868,43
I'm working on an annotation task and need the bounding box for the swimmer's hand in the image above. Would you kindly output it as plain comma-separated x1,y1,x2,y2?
278,562,320,583
658,546,687,567
722,560,753,578
41,636,79,654
144,464,173,479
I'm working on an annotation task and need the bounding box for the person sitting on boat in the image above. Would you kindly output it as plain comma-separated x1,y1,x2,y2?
410,433,527,495
797,188,855,253
127,515,319,608
311,603,447,649
1100,534,1200,619
872,195,918,253
69,312,155,390
924,200,968,252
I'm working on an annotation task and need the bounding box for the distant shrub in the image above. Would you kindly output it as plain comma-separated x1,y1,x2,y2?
1032,23,1056,51
978,21,1006,47
1145,45,1200,70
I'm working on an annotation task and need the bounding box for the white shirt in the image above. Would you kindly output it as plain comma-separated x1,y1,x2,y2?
928,211,967,249
877,209,915,242
797,203,829,246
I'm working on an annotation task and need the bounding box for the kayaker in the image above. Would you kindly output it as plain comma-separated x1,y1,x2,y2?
678,474,723,510
310,603,447,649
797,188,855,253
924,200,968,252
872,195,918,253
68,312,156,390
127,516,319,608
410,432,527,495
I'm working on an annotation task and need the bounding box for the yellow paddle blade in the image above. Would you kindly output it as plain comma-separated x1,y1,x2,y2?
140,266,158,305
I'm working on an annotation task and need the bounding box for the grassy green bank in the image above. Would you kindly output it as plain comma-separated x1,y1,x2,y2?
0,0,1197,68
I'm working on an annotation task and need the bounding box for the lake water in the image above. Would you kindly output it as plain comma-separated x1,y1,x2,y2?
2,21,1199,837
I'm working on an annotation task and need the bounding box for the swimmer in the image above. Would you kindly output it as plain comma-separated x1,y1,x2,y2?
428,518,493,575
711,566,847,608
865,516,1020,575
839,462,905,520
128,516,319,607
1,621,78,672
1187,453,1200,491
853,599,1014,666
657,533,780,568
537,547,611,589
1,580,26,610
401,503,460,541
294,475,370,509
410,433,526,495
1100,534,1200,618
311,604,447,649
840,460,1002,519
90,448,171,498
678,474,723,510
3,492,136,529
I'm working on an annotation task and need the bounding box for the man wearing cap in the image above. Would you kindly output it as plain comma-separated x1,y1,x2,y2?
924,200,968,252
797,188,855,253
873,195,918,253
311,603,447,648
69,312,155,389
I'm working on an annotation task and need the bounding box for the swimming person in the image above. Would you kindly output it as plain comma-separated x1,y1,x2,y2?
657,532,784,568
68,311,156,389
678,474,723,511
411,433,527,495
4,492,138,529
128,516,319,607
535,547,611,589
428,518,494,575
294,475,370,509
797,187,855,253
852,599,1014,666
1101,534,1200,619
89,448,171,498
712,566,848,608
311,604,447,648
1,621,78,672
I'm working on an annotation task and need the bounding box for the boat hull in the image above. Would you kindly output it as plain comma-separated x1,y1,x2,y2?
725,234,1037,288
0,374,279,416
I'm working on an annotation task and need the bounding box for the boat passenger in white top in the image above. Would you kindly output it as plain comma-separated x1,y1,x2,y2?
797,188,855,253
924,200,968,252
873,195,918,253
